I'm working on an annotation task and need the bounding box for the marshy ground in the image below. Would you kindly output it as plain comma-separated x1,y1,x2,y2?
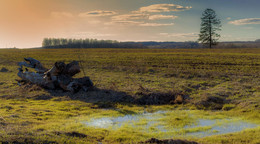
0,48,259,143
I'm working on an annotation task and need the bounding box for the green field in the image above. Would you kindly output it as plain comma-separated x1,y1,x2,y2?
0,48,259,143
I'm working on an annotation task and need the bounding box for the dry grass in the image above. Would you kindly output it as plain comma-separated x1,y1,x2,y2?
0,48,259,143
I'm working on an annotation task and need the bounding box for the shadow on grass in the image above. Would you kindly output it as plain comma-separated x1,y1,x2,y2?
45,86,186,108
1,81,228,111
2,82,188,111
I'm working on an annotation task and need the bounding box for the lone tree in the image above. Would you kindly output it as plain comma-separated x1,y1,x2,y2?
198,8,221,48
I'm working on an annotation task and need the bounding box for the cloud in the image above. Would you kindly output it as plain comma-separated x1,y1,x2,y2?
111,13,149,21
79,10,117,17
116,21,143,25
112,13,177,21
51,12,74,18
105,20,143,26
229,18,260,25
140,23,174,26
106,21,174,27
149,15,178,20
136,4,192,13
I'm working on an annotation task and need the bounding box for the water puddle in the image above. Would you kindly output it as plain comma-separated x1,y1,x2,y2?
184,119,257,137
83,111,258,138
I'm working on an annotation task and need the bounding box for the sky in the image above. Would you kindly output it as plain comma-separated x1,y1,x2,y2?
0,0,260,48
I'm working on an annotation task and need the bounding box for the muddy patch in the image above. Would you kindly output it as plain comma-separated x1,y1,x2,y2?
141,138,198,144
0,67,9,72
54,131,88,138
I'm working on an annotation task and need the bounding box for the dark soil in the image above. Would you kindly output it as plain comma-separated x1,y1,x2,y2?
1,139,58,144
0,67,8,72
54,131,88,138
33,95,53,100
14,82,231,110
135,91,187,105
140,138,198,144
195,96,226,110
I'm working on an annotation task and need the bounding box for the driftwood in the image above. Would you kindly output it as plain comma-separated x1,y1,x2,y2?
17,58,93,92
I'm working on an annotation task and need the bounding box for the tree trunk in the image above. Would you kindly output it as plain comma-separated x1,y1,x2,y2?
209,18,212,48
17,58,93,93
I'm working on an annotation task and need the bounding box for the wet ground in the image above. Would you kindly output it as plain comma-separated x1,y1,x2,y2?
83,110,258,138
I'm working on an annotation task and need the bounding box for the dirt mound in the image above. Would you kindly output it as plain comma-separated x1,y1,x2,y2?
135,91,188,105
33,95,53,100
14,81,192,106
195,95,226,110
69,88,135,104
141,138,198,144
0,67,8,72
54,131,88,138
1,139,58,144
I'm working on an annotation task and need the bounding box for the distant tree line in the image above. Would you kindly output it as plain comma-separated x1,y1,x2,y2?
137,41,200,49
138,41,260,49
42,38,145,48
41,38,260,49
216,41,260,48
41,38,201,49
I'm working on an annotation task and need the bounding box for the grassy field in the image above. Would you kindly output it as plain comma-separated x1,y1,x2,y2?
0,48,259,143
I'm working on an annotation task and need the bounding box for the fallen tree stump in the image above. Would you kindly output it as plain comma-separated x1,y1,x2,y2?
17,57,93,93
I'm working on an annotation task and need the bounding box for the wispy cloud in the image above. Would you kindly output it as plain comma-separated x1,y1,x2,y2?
149,15,178,20
113,21,142,25
136,4,192,13
229,18,260,25
79,10,117,17
110,13,175,27
140,23,174,27
111,13,149,21
79,4,187,28
106,21,174,27
112,13,177,21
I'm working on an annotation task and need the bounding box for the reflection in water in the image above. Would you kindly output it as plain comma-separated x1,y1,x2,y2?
185,119,257,137
84,111,258,138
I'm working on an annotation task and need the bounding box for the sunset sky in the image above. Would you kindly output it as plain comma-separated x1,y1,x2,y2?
0,0,260,48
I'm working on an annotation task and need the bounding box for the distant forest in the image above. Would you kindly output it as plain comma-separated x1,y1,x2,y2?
42,38,145,48
42,38,260,49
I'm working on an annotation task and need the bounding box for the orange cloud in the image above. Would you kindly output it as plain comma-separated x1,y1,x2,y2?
136,4,192,13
